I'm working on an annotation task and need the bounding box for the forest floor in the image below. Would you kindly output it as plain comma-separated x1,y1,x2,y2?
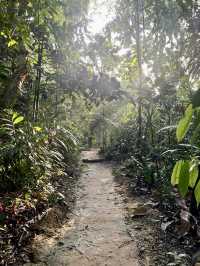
23,150,191,266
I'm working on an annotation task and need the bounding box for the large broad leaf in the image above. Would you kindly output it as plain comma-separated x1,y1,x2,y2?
171,160,182,186
189,162,199,188
176,104,193,142
178,160,190,197
195,180,200,207
171,160,190,197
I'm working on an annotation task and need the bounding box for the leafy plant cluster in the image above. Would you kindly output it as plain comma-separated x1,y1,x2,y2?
93,0,200,218
0,108,79,264
171,95,200,208
104,94,180,186
0,109,78,191
0,0,89,193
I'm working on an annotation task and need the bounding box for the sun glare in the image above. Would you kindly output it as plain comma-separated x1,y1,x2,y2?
88,0,116,35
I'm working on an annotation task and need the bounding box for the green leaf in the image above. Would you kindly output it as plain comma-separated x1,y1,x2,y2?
13,116,24,125
33,126,43,132
195,180,200,207
8,39,17,48
176,104,193,142
12,112,19,122
171,160,182,186
24,192,31,201
0,31,7,38
189,163,199,188
178,160,190,197
191,108,200,145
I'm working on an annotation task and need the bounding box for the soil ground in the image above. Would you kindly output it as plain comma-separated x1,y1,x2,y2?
23,150,192,266
24,150,139,266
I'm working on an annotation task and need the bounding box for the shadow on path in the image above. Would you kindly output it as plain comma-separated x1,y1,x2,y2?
25,150,139,266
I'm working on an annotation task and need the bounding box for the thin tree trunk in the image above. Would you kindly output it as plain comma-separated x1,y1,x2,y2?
33,41,43,122
33,0,43,122
135,0,143,147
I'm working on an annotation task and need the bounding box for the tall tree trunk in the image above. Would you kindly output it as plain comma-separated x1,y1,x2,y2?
33,0,43,122
135,0,143,148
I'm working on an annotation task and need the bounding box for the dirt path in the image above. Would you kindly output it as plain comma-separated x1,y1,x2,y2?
26,151,139,266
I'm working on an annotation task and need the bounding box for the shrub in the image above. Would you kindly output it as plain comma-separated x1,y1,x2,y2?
0,110,78,192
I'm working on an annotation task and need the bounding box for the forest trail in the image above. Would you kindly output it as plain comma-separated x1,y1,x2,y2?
27,150,139,266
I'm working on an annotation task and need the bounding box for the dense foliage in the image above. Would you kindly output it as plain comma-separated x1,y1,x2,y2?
96,0,200,236
0,1,90,264
1,0,200,264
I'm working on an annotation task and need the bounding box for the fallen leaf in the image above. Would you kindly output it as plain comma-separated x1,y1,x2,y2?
161,220,174,231
127,201,152,217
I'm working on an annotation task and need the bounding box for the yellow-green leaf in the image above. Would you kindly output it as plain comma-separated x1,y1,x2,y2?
12,112,19,122
8,39,17,48
178,160,190,197
176,104,193,142
13,116,24,125
195,180,200,207
171,160,182,186
33,126,43,132
189,163,199,188
0,32,7,38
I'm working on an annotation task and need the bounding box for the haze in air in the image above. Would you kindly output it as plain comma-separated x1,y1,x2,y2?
0,1,199,265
